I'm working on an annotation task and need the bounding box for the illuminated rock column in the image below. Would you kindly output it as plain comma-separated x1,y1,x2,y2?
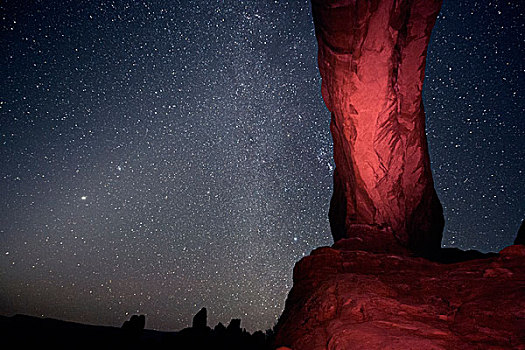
313,0,444,254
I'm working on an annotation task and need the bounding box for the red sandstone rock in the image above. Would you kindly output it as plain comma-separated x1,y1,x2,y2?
314,0,444,254
275,239,525,349
274,2,525,348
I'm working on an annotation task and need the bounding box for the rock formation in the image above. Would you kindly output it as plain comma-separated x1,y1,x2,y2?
121,314,145,335
274,240,525,349
192,307,208,329
274,0,525,348
226,319,242,334
315,0,444,254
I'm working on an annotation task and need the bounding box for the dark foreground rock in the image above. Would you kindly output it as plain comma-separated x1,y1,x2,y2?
0,313,273,349
274,231,525,349
192,307,208,329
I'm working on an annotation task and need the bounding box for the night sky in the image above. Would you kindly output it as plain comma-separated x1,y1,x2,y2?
1,0,523,332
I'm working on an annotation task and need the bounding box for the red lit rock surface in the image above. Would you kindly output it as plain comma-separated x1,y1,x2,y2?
274,234,525,349
315,0,444,254
274,1,525,348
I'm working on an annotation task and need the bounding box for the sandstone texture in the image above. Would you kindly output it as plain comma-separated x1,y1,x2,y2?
315,0,444,254
275,233,525,349
274,1,525,348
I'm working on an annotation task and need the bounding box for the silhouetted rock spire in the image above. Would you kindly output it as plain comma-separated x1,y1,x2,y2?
192,307,207,329
226,318,241,334
121,314,145,335
214,321,226,333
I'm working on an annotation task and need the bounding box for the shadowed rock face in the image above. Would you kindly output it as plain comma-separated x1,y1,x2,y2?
314,0,444,254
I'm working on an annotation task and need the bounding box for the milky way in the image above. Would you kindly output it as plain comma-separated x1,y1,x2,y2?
1,0,523,331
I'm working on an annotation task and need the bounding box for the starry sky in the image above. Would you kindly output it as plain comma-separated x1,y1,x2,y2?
0,0,523,332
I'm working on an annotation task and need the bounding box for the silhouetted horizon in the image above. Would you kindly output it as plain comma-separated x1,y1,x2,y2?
1,308,275,349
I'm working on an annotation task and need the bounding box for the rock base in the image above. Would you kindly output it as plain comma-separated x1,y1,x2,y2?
275,234,525,349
